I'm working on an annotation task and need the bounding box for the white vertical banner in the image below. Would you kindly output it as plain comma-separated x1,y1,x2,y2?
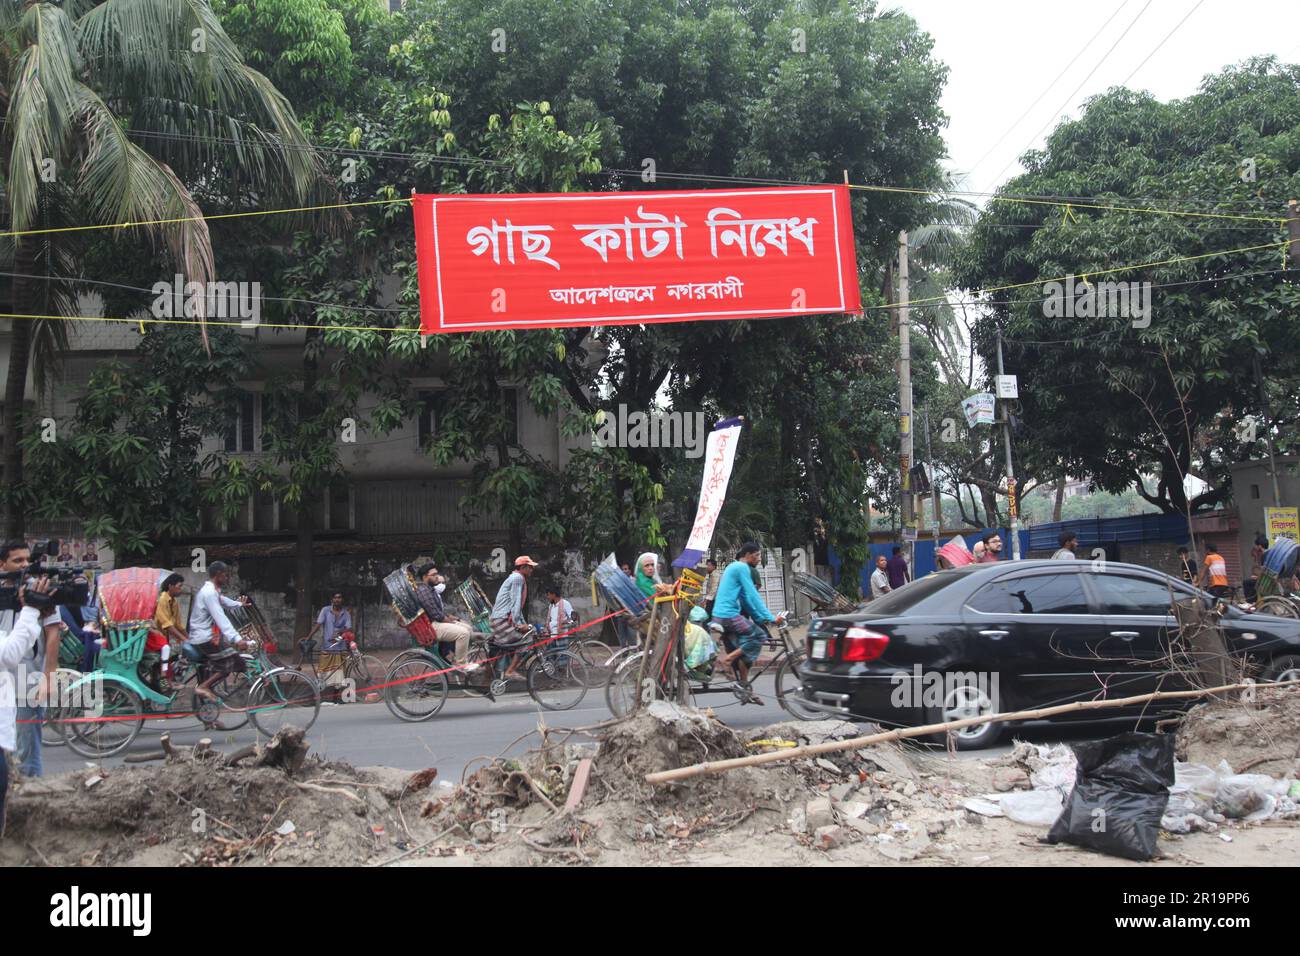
673,417,743,569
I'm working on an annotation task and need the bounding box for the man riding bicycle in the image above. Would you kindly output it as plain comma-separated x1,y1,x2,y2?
711,542,785,702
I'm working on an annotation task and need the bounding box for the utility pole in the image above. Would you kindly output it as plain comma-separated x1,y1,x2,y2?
898,231,915,567
923,409,941,537
996,332,1021,560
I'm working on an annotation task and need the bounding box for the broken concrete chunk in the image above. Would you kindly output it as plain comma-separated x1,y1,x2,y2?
805,797,834,831
814,824,844,849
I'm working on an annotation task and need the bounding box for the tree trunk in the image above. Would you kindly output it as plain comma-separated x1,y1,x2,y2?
1053,477,1066,522
293,504,315,639
4,242,39,537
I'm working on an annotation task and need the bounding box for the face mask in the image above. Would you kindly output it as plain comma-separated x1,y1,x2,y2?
435,582,446,594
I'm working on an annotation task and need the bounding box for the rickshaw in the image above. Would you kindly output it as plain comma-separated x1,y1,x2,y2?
380,567,590,720
1254,539,1300,619
58,568,320,758
603,560,819,719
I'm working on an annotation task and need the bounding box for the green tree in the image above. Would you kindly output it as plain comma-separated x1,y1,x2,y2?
0,0,323,535
958,59,1300,516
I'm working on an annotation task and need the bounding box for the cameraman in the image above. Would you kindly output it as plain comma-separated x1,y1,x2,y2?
3,575,54,827
0,541,63,778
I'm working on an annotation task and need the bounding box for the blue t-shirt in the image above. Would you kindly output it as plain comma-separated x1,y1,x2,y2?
712,561,775,623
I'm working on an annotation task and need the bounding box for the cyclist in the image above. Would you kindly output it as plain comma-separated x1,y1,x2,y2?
711,542,785,701
491,555,538,682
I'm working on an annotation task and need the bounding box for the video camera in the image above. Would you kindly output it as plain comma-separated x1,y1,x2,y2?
0,539,94,613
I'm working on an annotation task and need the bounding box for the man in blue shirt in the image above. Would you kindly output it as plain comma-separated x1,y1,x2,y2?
711,542,785,697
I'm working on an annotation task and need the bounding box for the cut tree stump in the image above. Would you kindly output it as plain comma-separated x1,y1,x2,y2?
256,727,311,775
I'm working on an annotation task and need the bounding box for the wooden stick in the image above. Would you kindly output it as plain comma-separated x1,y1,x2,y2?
293,781,365,804
644,679,1296,785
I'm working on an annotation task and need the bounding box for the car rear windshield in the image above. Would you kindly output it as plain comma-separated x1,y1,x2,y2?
857,571,968,615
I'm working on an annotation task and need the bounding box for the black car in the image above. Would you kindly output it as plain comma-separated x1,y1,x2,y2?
797,559,1300,749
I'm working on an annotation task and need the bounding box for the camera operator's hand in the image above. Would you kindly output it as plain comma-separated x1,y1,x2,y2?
19,575,54,610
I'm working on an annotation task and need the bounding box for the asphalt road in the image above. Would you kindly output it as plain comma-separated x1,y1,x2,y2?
38,673,1135,783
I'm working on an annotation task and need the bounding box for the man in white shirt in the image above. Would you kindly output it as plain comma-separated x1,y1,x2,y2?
869,555,891,600
2,541,65,778
545,588,574,639
3,577,53,822
187,561,248,701
1051,531,1078,560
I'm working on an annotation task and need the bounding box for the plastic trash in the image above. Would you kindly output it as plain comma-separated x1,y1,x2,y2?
1215,774,1280,820
1001,789,1064,827
1046,732,1176,861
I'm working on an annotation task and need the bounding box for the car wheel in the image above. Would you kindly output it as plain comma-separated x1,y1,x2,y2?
1263,655,1300,684
925,676,1004,750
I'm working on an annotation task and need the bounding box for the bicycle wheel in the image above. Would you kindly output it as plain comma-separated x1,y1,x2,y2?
577,640,615,669
526,648,590,711
249,668,321,736
346,654,384,699
208,671,252,731
604,652,648,718
40,668,85,747
64,682,143,759
383,655,450,722
773,653,822,720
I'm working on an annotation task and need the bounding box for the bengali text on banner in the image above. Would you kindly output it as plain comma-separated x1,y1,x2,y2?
412,186,861,333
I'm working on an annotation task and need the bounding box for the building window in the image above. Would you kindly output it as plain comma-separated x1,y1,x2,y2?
388,0,403,11
417,390,444,449
1251,484,1260,500
224,393,257,452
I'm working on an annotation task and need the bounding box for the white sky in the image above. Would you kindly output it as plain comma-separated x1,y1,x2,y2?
894,0,1300,198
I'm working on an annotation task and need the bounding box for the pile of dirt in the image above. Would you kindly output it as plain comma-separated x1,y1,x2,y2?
1176,686,1300,774
0,729,450,867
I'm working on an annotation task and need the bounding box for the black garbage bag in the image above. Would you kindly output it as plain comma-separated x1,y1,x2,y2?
1045,731,1175,861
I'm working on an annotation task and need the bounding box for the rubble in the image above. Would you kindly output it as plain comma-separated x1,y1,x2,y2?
3,690,1298,867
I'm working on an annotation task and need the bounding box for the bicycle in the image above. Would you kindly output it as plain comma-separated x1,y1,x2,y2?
294,634,383,701
606,615,818,719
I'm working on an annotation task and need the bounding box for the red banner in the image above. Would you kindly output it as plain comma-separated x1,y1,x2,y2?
413,185,860,334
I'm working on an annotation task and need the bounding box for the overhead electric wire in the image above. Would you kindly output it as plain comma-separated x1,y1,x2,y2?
987,0,1155,188
961,0,1132,183
1115,0,1206,88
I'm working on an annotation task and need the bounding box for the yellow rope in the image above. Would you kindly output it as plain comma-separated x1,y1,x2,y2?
2,239,1284,333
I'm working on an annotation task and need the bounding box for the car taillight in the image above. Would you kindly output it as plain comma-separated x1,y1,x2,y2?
808,636,837,658
841,626,889,662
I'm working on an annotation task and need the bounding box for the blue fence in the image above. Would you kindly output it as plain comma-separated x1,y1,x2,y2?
826,512,1190,597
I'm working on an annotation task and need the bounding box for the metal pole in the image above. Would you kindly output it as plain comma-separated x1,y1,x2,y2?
996,332,1022,560
898,231,914,569
924,409,941,537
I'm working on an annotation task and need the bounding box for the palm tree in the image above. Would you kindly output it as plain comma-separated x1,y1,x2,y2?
0,0,326,535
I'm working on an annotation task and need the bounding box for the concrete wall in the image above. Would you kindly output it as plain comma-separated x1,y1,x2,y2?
1230,456,1300,563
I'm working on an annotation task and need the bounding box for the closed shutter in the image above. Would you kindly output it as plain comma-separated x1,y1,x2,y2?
1208,535,1243,587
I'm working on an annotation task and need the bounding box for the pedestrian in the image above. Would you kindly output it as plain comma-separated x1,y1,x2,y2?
2,577,53,830
301,592,353,688
1,541,64,779
1198,544,1231,600
545,587,574,639
1052,531,1078,560
886,546,910,589
1176,546,1198,584
870,555,891,599
702,558,720,616
978,533,1003,562
491,556,538,682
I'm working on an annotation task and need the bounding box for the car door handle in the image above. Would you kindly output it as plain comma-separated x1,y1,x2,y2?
979,629,1010,639
1110,631,1139,640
